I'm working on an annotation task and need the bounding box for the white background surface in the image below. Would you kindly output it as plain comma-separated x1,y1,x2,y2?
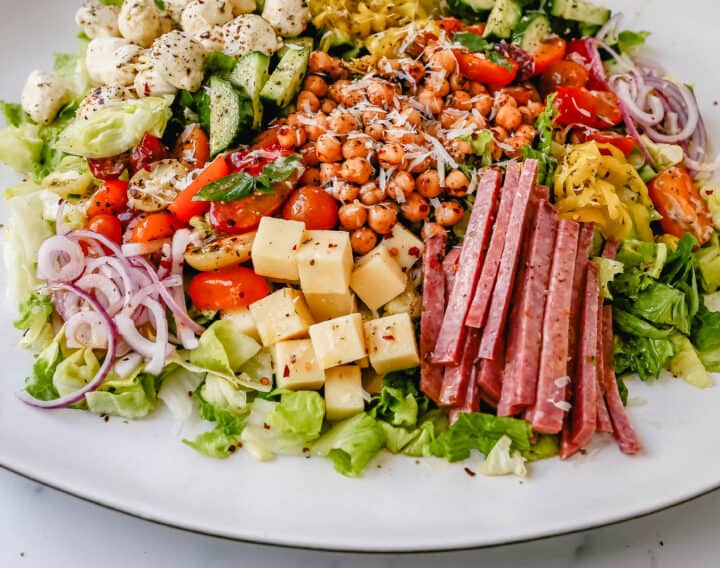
1,468,718,567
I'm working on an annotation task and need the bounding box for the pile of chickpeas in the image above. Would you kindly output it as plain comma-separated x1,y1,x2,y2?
273,40,546,254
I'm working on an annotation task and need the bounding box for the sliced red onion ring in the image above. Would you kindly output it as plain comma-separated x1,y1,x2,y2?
65,310,109,349
114,352,144,379
121,239,168,257
37,235,86,282
17,284,118,409
115,298,169,375
75,273,124,315
170,229,200,349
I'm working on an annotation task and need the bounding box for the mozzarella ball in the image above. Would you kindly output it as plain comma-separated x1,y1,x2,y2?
194,26,226,53
181,0,235,35
75,0,121,39
21,71,71,125
134,65,178,98
164,0,193,22
86,37,143,87
128,159,190,212
151,31,206,92
118,0,162,47
76,86,137,120
222,14,281,58
262,0,309,38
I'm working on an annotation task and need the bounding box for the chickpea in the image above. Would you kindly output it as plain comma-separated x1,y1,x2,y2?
328,112,359,135
387,170,415,201
439,108,465,129
491,125,508,142
428,50,457,73
435,201,465,227
296,90,320,113
473,94,494,116
495,104,523,131
527,100,545,119
342,137,373,160
332,180,360,202
448,72,467,92
340,157,373,185
316,133,342,163
447,139,473,164
515,124,537,139
502,136,527,158
304,113,329,141
338,202,367,230
300,167,321,186
361,109,386,126
407,155,432,174
367,203,398,235
309,51,347,80
468,81,488,96
321,98,337,114
365,122,385,141
319,162,341,184
327,80,349,103
445,169,470,196
303,75,329,98
377,57,400,78
449,90,472,111
359,181,385,205
328,81,363,107
421,222,446,240
276,124,306,148
400,193,430,222
366,79,396,108
417,88,443,115
397,106,422,129
519,106,534,124
416,169,442,198
425,71,450,97
300,142,319,166
377,143,405,169
495,93,518,109
351,227,378,255
402,60,425,83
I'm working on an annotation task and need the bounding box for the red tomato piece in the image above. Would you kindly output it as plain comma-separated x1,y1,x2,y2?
209,188,293,234
554,86,622,129
188,266,270,311
86,214,123,245
130,212,185,243
436,18,465,35
175,124,210,170
565,38,607,90
129,133,167,174
648,166,713,245
282,186,339,230
87,180,129,217
577,129,636,156
532,37,567,75
453,50,519,88
539,60,589,96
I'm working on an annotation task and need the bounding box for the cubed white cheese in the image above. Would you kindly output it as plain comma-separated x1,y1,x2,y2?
221,307,260,342
249,288,314,346
363,313,420,375
324,365,364,421
251,217,305,282
381,222,425,270
272,339,325,390
350,245,407,311
309,313,366,369
297,230,353,295
304,290,356,321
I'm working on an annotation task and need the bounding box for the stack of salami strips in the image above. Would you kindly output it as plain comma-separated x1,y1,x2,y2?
420,159,643,458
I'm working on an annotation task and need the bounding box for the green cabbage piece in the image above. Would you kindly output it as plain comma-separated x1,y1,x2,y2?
56,96,172,158
312,413,386,477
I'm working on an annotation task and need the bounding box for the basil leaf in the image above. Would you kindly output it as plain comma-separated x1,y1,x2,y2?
255,155,302,193
194,172,255,202
452,32,494,53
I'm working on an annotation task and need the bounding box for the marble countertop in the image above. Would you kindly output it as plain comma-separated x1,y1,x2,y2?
1,468,717,567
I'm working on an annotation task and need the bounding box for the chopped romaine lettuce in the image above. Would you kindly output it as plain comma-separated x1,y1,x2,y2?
594,257,624,300
53,348,99,399
476,435,527,478
14,292,54,350
201,374,247,410
630,281,690,335
184,387,250,459
669,334,713,388
86,370,160,420
616,239,667,278
694,234,720,293
312,413,385,477
56,96,172,159
23,329,64,401
157,366,205,423
612,308,673,339
613,333,676,381
369,371,428,428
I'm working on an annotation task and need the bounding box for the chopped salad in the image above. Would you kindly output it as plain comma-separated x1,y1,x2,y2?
2,0,719,477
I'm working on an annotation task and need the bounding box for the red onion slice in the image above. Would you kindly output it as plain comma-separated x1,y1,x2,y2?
17,284,118,409
65,310,109,349
37,236,86,283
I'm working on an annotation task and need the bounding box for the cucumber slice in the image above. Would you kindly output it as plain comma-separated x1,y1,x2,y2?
513,12,553,53
230,52,270,130
260,40,311,109
277,37,314,59
483,0,523,39
551,0,611,26
447,0,495,18
208,76,241,155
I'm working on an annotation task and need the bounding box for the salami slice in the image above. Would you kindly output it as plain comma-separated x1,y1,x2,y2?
439,327,481,406
465,164,521,328
567,223,595,381
442,246,461,303
478,159,539,359
595,293,613,433
477,356,505,406
530,219,580,434
420,232,448,402
433,169,502,365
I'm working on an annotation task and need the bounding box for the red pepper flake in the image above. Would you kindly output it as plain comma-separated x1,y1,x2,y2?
260,376,271,386
263,423,270,430
102,415,109,423
292,244,297,250
302,447,310,453
228,445,236,453
382,334,395,341
408,246,421,258
283,365,290,377
464,467,476,477
187,390,193,398
290,354,297,364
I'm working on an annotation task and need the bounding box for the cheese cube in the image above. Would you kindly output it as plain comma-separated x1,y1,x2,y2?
251,217,305,281
309,313,366,369
381,222,425,270
249,288,314,346
350,245,407,310
220,308,260,341
272,339,325,390
304,290,356,321
324,365,364,421
297,230,353,295
363,313,420,375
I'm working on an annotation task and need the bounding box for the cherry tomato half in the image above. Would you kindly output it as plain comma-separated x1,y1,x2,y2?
453,50,519,88
532,37,567,75
554,86,622,129
189,266,270,311
130,212,185,243
436,17,465,35
282,186,339,230
539,60,589,96
86,214,123,245
209,187,293,234
566,38,607,90
174,124,210,170
576,129,636,156
87,155,129,181
87,180,129,218
129,133,167,174
648,166,713,245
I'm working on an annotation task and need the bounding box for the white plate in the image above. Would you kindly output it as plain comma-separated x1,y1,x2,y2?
1,0,719,553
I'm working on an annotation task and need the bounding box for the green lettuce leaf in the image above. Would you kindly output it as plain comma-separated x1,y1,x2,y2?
695,234,720,293
662,233,697,286
594,257,624,300
266,390,325,439
369,371,428,428
613,333,676,381
669,334,713,388
56,96,172,158
86,371,160,419
184,387,250,459
0,123,43,174
14,292,54,350
630,281,690,335
617,30,650,53
24,329,64,401
522,92,558,186
1,101,25,127
522,434,560,462
616,239,667,278
312,413,385,477
157,365,206,422
476,435,527,478
612,308,673,339
460,129,493,167
53,347,99,400
54,44,92,99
